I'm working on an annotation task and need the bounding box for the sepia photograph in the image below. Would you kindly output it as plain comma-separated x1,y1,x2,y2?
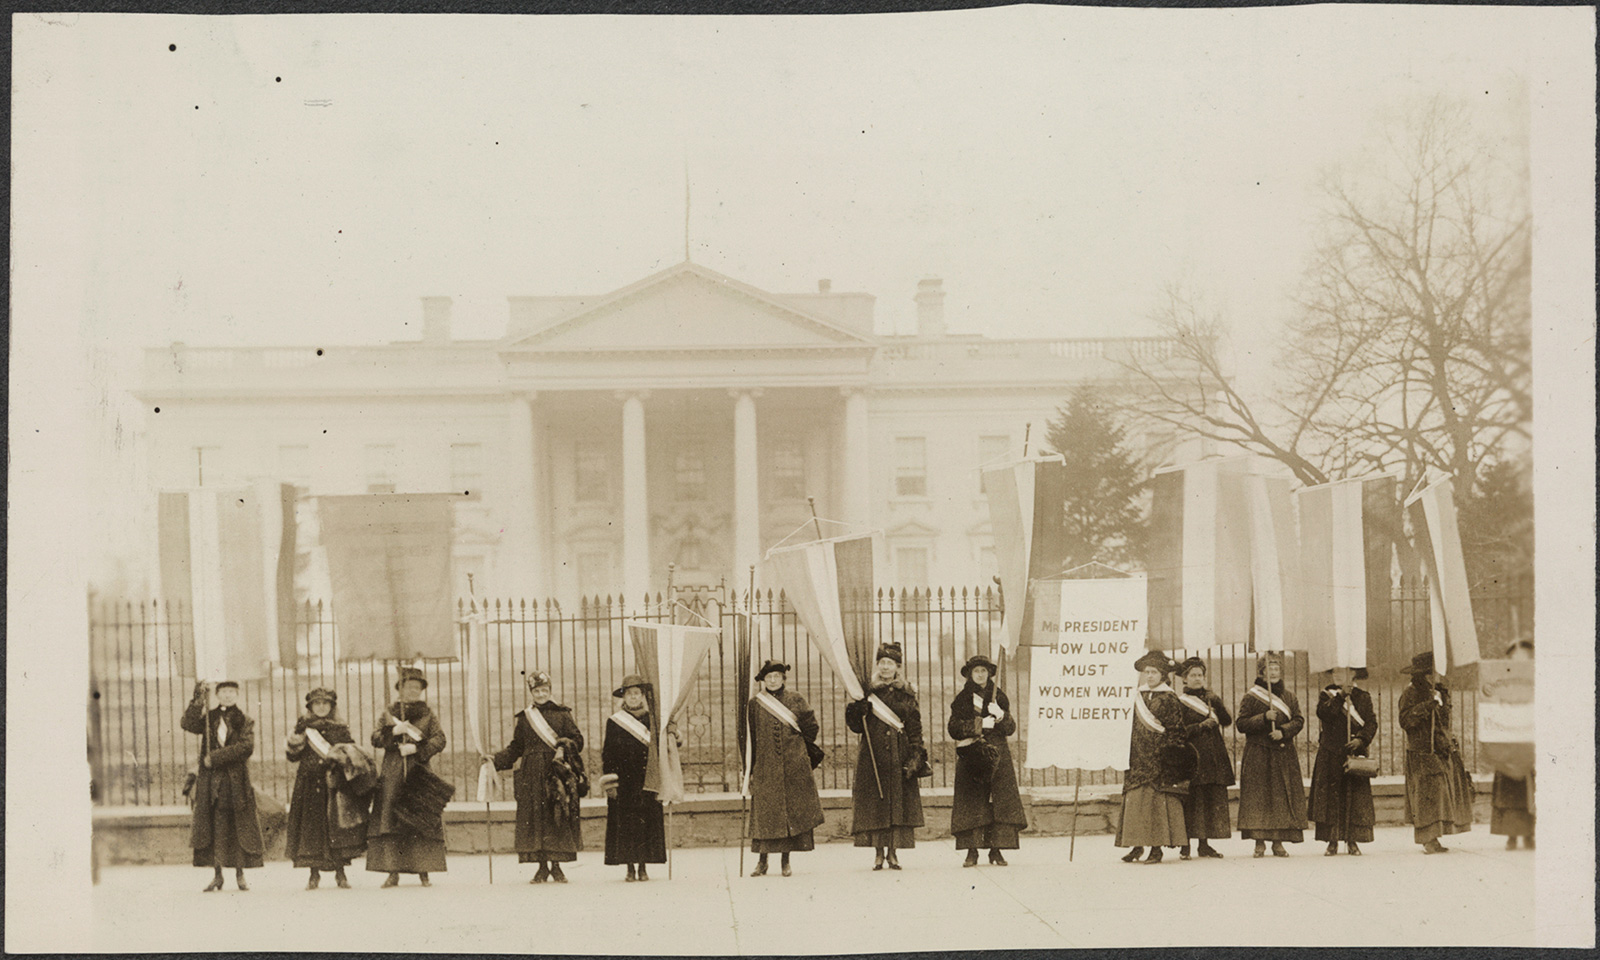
7,5,1596,953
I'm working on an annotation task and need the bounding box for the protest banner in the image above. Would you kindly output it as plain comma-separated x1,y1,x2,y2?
1478,659,1535,780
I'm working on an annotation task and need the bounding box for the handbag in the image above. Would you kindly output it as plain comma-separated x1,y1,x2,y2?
804,738,826,770
1342,695,1379,778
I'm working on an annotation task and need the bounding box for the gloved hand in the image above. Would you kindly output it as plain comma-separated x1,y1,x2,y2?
1268,710,1286,725
1201,716,1220,731
398,743,418,756
1344,738,1363,754
986,701,1005,721
981,716,996,730
287,733,307,748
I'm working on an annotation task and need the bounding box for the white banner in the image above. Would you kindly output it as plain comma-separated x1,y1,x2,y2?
1022,577,1148,771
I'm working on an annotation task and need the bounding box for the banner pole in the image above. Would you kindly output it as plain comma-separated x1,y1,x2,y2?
1069,768,1080,862
668,804,675,880
485,799,494,884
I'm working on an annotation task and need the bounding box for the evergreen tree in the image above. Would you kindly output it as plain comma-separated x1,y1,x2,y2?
1043,386,1149,571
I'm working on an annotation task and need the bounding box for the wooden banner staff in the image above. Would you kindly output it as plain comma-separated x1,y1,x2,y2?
740,563,755,879
665,563,677,881
812,496,883,799
1022,423,1031,458
467,575,493,885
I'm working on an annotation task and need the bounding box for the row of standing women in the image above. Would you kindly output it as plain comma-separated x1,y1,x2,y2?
182,642,1532,889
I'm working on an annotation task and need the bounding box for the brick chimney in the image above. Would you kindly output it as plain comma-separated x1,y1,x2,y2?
421,296,452,343
914,278,945,337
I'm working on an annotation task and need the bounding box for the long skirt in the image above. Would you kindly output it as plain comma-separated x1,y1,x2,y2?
1308,751,1376,843
953,824,1020,850
193,778,263,869
1405,749,1474,845
1490,772,1535,838
365,835,448,874
1115,785,1189,848
605,794,667,865
854,826,917,849
1182,784,1232,840
752,831,814,854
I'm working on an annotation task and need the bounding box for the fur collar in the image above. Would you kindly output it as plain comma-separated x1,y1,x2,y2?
295,714,346,733
1253,678,1287,695
869,678,914,695
388,700,433,723
523,700,570,715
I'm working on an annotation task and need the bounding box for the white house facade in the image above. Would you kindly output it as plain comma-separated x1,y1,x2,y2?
136,262,1192,603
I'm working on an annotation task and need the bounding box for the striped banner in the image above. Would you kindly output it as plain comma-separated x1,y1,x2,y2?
319,494,457,661
982,457,1068,655
762,533,877,699
1242,468,1300,652
1146,460,1253,649
1406,476,1479,671
626,621,719,803
1295,476,1397,672
157,483,297,680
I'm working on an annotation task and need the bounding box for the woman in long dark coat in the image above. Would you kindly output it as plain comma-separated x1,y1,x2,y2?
367,667,449,886
1308,666,1377,856
285,687,365,888
1398,650,1475,854
1115,651,1191,865
490,670,586,883
844,643,927,871
1236,651,1308,857
948,654,1027,867
1175,656,1233,859
181,680,265,891
602,674,666,881
1490,641,1535,850
743,660,825,877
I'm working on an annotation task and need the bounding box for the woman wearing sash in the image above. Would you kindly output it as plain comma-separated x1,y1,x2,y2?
181,680,265,892
1308,666,1376,856
1490,641,1535,850
948,654,1027,867
1115,651,1191,864
285,687,363,889
844,643,927,871
602,675,666,881
1175,656,1232,859
490,670,586,883
367,667,448,886
742,660,825,877
1235,651,1308,857
1398,651,1474,854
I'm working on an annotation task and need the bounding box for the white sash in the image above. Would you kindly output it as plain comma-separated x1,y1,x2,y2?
867,694,905,733
304,726,333,759
1247,684,1295,720
216,715,230,746
1343,697,1366,730
610,710,652,745
524,706,561,750
1176,691,1215,721
390,711,424,743
754,691,802,732
1133,687,1168,734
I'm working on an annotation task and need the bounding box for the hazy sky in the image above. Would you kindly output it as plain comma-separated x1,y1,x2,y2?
19,8,1536,359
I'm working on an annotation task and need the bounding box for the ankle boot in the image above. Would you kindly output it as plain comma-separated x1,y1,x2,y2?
306,869,321,890
381,872,400,888
235,868,249,891
335,867,351,888
1143,847,1163,864
1199,842,1224,858
550,863,567,883
964,849,980,867
418,872,432,887
1120,846,1144,863
751,855,768,877
203,869,224,893
1325,842,1339,856
626,864,638,882
780,853,792,877
532,862,551,883
988,849,1008,866
1253,841,1266,858
637,864,649,881
1179,844,1192,860
1271,842,1288,858
886,848,901,870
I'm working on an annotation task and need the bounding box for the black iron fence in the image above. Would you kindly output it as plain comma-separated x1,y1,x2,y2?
88,585,1529,808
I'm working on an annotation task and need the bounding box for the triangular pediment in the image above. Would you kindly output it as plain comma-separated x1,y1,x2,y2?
501,262,877,353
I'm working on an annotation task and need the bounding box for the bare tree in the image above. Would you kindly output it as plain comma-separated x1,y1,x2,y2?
1122,95,1531,501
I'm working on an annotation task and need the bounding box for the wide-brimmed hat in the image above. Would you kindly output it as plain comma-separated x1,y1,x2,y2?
393,667,428,691
305,687,337,707
1324,665,1370,681
1134,650,1175,674
612,674,651,698
875,642,903,665
523,670,552,690
755,659,790,682
1399,651,1435,676
214,680,240,692
960,654,999,679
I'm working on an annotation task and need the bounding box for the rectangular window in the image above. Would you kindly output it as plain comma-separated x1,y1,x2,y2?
894,436,928,497
277,444,310,488
674,442,708,502
769,436,806,501
896,546,930,586
364,443,397,494
574,442,609,503
450,443,484,500
977,435,1011,493
194,446,222,487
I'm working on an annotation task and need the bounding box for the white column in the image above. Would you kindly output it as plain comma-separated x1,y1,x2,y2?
620,391,651,603
841,387,872,526
507,392,539,597
731,389,762,579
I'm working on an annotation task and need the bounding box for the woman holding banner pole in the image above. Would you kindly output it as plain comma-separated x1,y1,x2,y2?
1308,666,1376,855
602,675,667,881
1235,651,1308,857
845,643,928,871
1114,651,1192,864
1175,656,1232,859
181,679,265,891
490,670,586,883
285,688,365,889
367,667,449,886
742,660,825,877
948,654,1027,867
1398,650,1474,854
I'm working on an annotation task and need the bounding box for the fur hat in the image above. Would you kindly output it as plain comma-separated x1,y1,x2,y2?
524,670,552,690
1177,656,1209,677
755,659,790,682
304,687,337,707
214,680,240,692
612,674,651,698
1400,650,1435,676
1134,650,1175,674
960,654,999,679
393,667,427,691
875,642,904,665
1255,650,1286,676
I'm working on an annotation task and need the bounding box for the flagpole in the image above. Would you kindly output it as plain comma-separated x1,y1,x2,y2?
465,579,494,885
811,497,882,799
666,565,676,882
740,565,754,879
1022,423,1031,458
1069,768,1080,862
